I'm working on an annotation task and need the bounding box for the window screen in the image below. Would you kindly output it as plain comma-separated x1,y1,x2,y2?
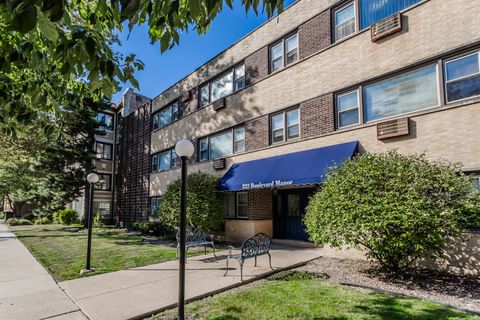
364,65,438,122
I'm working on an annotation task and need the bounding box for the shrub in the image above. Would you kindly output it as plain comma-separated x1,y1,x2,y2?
158,172,224,232
131,221,175,238
34,217,52,225
93,212,104,227
305,151,480,273
23,211,36,221
0,211,4,219
6,218,33,226
53,209,78,225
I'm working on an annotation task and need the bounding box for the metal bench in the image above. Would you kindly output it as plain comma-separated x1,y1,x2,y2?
176,227,216,259
224,233,274,281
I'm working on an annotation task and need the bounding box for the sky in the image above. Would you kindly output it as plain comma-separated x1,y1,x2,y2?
112,0,297,102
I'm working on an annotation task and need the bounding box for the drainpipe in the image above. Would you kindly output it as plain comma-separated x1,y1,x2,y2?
110,109,119,225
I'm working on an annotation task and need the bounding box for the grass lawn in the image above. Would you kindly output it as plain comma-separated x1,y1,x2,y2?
12,224,207,282
153,273,479,320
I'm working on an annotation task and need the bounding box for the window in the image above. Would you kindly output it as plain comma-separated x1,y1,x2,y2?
360,0,421,30
364,64,439,122
94,173,111,191
95,142,113,160
271,108,300,143
210,131,233,160
233,127,245,153
211,72,234,103
270,33,298,73
97,112,113,130
200,84,210,108
334,2,356,42
234,64,246,91
199,138,209,161
150,197,162,215
93,201,110,217
198,63,245,108
236,192,248,218
198,126,245,161
223,192,248,219
444,52,480,103
152,101,180,130
472,176,480,189
337,90,360,128
152,149,177,172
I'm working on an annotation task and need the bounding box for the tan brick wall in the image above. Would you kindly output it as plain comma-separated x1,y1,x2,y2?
225,219,273,243
151,0,480,153
150,102,480,195
248,189,273,220
151,0,332,112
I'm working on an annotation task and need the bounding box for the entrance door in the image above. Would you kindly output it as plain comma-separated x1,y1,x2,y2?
273,188,314,241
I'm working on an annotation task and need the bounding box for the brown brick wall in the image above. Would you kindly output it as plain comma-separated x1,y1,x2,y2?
245,46,269,85
116,103,151,226
248,189,273,220
298,10,331,60
300,93,335,139
245,114,270,151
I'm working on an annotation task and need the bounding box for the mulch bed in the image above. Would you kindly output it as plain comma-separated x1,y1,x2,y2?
299,257,480,313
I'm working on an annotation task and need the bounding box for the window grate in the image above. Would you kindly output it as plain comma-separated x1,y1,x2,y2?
376,117,410,140
371,13,402,42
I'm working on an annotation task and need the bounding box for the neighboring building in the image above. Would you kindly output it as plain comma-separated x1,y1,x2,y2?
70,89,151,224
76,0,480,245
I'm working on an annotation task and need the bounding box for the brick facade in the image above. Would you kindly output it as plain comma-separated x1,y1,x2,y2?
300,93,335,139
299,10,332,60
245,46,269,86
245,114,270,151
116,103,151,226
247,189,273,220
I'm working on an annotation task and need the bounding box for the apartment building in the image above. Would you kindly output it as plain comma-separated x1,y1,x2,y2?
71,0,480,246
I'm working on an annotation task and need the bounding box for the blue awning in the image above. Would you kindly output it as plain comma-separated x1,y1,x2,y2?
219,141,358,191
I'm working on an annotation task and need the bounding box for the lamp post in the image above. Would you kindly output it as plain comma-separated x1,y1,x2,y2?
82,172,99,274
174,139,194,320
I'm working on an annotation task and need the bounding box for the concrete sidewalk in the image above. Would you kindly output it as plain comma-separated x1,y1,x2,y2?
59,245,321,320
0,222,87,320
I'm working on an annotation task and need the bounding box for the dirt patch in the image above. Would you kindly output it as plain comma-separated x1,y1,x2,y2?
299,257,480,313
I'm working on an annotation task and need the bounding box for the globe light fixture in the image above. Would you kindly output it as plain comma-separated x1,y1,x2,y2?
87,172,99,184
175,139,194,158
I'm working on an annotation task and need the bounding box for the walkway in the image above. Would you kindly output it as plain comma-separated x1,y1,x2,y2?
59,245,321,320
0,222,87,320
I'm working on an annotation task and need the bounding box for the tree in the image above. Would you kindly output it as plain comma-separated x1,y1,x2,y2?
158,172,224,232
0,0,284,134
304,151,480,273
0,93,106,214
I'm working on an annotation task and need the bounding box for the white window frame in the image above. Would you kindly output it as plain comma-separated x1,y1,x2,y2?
270,33,299,73
336,90,360,129
199,84,210,108
198,126,245,161
154,149,177,172
286,108,300,139
236,192,249,219
234,64,246,92
333,1,356,42
151,154,158,172
271,107,300,144
95,142,113,160
284,33,298,66
444,51,480,103
363,64,441,123
94,173,112,191
233,127,245,153
97,112,114,131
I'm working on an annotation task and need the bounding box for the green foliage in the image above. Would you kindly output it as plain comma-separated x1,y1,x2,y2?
34,217,52,225
305,151,480,273
0,211,4,219
6,218,32,226
131,221,175,238
23,211,36,221
93,212,104,228
53,209,78,225
158,172,224,232
0,0,282,133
